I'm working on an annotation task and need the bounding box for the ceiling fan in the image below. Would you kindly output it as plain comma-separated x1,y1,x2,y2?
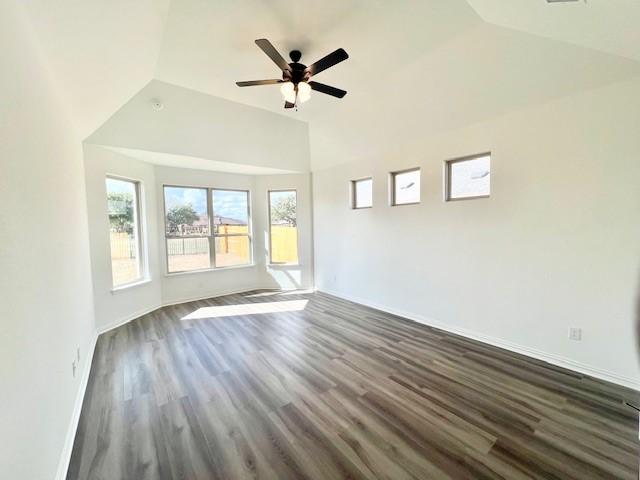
236,38,349,109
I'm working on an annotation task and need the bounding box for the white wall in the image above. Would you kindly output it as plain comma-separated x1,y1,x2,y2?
256,174,315,290
154,166,262,305
0,2,96,478
83,145,162,332
82,153,314,327
155,166,315,304
313,76,640,389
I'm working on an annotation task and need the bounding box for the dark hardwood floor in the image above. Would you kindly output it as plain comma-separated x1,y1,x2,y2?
67,290,639,479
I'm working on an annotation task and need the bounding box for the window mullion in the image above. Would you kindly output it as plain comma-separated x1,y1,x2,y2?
207,188,216,268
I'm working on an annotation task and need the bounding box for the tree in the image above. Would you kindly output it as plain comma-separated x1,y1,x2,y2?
107,192,134,233
166,204,199,230
271,196,297,227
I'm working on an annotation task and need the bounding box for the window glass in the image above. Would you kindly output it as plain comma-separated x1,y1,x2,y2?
166,238,210,273
212,189,249,235
164,186,210,272
214,236,251,268
106,178,143,286
392,169,420,205
212,189,251,267
269,190,298,264
352,178,373,209
164,186,209,236
448,154,491,200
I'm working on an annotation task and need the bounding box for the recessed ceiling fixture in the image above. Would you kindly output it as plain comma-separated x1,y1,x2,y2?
150,98,164,111
236,39,349,109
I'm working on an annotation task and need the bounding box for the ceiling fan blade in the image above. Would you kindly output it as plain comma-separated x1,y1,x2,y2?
236,79,283,87
305,48,349,77
255,39,291,72
308,81,347,98
284,101,295,109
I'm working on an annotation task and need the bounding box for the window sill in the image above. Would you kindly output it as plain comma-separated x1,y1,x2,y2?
164,263,256,277
111,278,152,294
268,263,301,268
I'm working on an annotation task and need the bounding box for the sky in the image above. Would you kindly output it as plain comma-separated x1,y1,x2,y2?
269,190,296,205
394,169,421,204
450,155,491,198
164,186,248,222
106,177,135,195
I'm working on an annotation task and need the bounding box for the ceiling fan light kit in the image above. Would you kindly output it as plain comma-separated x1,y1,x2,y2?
236,39,349,109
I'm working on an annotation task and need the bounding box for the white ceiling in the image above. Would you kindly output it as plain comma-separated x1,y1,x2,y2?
22,0,640,170
22,0,171,138
466,0,640,61
87,80,310,173
102,147,298,175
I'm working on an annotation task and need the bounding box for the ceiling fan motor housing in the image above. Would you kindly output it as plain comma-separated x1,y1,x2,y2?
284,54,310,85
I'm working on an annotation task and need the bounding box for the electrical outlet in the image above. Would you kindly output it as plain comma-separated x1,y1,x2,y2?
568,327,582,341
72,361,77,378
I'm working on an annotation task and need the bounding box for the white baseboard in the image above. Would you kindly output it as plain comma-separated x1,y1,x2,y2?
55,332,98,480
161,285,267,309
96,285,267,335
318,288,640,392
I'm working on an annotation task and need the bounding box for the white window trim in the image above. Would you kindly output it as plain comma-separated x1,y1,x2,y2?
106,174,148,289
268,189,300,266
350,177,373,210
111,278,152,294
162,184,253,274
390,167,421,206
444,152,492,202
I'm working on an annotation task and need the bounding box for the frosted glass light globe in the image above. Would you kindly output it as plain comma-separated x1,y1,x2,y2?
280,82,296,103
297,81,311,103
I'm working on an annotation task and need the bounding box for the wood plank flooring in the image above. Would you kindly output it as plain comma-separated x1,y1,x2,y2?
67,290,639,479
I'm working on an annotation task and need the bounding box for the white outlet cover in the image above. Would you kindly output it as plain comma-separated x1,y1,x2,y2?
568,327,582,341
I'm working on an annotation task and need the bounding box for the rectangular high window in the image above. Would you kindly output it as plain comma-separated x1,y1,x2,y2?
163,186,252,273
106,177,144,287
351,178,373,209
269,190,298,264
391,168,421,206
446,153,491,201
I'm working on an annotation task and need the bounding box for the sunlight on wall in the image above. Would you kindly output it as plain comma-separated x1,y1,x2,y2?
180,300,308,320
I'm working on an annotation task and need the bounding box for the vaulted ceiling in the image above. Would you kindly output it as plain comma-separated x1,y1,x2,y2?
22,0,640,170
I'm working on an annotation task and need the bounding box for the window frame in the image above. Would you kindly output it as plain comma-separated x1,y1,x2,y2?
162,184,253,274
444,152,491,202
350,177,373,210
106,175,146,289
268,189,300,266
390,167,421,206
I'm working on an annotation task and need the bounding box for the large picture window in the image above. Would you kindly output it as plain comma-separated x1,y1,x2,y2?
106,177,144,287
269,190,298,265
163,186,251,273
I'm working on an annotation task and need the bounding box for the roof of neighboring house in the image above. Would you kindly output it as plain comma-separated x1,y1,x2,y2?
214,215,244,225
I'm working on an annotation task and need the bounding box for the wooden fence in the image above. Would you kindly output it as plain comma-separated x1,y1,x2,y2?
110,227,298,263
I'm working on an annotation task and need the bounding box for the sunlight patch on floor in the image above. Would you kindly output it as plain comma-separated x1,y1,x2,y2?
244,289,315,298
181,300,309,320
